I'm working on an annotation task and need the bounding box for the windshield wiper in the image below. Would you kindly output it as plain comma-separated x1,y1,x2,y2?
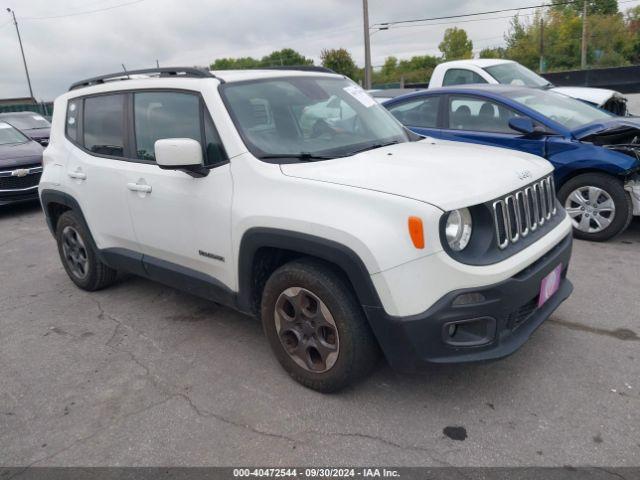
346,140,400,156
259,152,337,162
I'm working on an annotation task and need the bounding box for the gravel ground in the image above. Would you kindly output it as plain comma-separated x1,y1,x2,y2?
0,202,638,467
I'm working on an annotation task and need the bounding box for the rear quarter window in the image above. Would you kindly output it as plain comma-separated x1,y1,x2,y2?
66,99,80,142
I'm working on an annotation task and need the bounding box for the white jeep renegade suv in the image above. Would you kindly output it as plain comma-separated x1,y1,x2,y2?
39,67,574,392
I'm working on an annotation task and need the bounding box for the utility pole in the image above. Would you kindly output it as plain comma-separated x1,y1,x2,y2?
6,8,35,101
581,0,588,69
539,18,545,73
362,0,372,90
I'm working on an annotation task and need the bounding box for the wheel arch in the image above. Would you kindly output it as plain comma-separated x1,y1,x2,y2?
555,167,626,190
236,228,383,316
40,190,102,256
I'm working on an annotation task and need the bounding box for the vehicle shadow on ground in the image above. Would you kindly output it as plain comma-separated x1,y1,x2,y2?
0,200,42,219
101,271,561,402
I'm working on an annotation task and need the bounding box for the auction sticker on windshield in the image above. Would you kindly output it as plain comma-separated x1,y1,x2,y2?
344,85,377,108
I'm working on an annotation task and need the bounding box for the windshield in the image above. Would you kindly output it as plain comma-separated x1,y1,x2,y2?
0,122,29,145
484,63,551,88
221,76,410,160
1,114,50,130
503,89,613,130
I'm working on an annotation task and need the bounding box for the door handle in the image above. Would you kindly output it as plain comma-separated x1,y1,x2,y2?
68,170,86,180
127,182,152,193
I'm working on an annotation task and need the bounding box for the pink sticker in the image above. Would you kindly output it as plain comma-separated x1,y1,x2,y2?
539,263,563,308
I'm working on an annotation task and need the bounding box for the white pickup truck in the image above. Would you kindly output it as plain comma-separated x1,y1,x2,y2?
428,59,628,116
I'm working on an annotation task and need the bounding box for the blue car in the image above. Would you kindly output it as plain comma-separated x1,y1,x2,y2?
383,85,640,241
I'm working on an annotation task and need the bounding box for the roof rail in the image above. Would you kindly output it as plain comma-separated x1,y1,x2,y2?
259,65,337,74
68,67,219,91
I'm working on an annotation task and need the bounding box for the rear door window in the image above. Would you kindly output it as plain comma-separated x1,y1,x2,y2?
387,96,441,128
83,94,126,157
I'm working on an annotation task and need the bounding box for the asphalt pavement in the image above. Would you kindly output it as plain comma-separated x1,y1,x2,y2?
1,202,638,467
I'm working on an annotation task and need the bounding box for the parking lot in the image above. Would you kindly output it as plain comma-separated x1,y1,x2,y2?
0,201,638,467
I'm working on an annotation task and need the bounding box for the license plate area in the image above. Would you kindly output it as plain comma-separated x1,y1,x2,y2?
538,263,563,308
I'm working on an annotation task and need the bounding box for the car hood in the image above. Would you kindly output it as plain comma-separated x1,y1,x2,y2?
280,139,553,211
22,127,50,140
0,141,43,168
572,117,640,140
551,86,624,107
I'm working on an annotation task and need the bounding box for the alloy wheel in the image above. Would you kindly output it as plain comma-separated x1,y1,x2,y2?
61,226,89,280
274,287,340,373
564,186,616,234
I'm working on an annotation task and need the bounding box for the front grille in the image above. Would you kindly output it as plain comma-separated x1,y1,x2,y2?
492,175,557,250
0,169,42,191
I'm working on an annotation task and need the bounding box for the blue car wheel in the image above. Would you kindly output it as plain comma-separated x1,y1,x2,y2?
558,172,633,241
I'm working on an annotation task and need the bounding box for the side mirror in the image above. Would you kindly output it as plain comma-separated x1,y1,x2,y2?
508,117,536,135
154,138,208,177
509,117,552,137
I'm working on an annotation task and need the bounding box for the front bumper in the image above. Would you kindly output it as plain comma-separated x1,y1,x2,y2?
625,178,640,216
364,233,573,372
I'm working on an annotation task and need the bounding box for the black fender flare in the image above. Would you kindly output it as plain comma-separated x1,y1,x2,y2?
236,227,383,313
39,189,107,262
40,189,87,235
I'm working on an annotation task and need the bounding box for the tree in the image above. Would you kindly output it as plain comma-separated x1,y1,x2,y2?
479,47,507,59
260,48,313,67
320,48,357,78
438,28,473,60
553,0,618,15
210,57,260,70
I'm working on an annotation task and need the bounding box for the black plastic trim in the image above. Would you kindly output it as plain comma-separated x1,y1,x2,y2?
142,254,236,307
69,67,218,91
39,189,111,267
237,227,382,313
364,233,573,372
439,195,565,266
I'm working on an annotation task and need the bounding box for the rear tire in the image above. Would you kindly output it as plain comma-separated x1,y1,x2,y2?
260,259,379,392
558,173,632,242
55,211,117,291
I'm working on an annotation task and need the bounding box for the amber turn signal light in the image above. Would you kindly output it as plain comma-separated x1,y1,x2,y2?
408,216,425,249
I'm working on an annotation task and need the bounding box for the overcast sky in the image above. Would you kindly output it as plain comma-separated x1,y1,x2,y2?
0,0,635,101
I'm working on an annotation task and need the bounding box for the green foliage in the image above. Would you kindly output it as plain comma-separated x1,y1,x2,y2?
210,48,313,70
209,4,640,86
479,47,507,59
210,57,261,70
373,54,440,85
438,27,473,60
320,48,357,78
553,0,618,15
504,5,635,71
260,48,313,67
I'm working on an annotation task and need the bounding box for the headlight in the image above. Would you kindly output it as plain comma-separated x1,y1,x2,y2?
445,208,473,251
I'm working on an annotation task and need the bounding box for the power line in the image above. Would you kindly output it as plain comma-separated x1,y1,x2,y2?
21,0,146,21
372,1,580,27
375,0,640,29
380,12,536,30
374,0,639,32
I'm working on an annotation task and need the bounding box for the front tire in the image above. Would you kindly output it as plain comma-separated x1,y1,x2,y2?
55,211,118,291
260,259,379,392
558,173,632,242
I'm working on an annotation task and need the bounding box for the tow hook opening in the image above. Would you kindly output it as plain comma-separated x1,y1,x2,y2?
443,317,496,347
